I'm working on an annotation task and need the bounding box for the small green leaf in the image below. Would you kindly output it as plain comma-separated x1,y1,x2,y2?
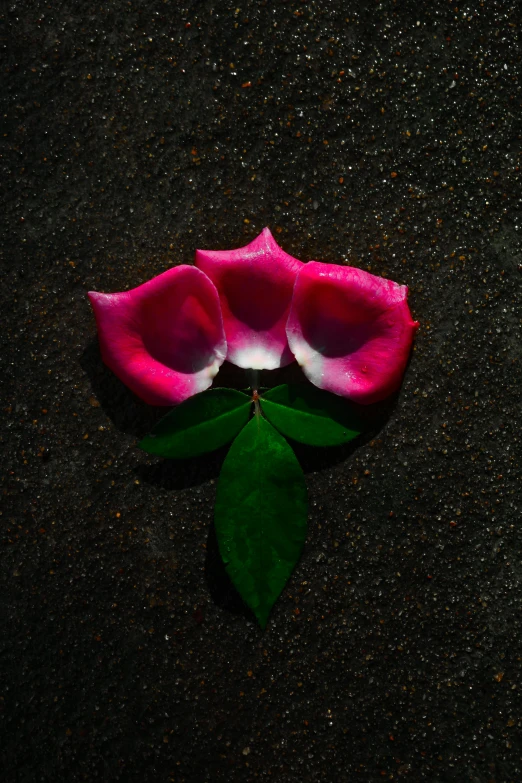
215,415,308,629
260,384,362,446
139,388,252,459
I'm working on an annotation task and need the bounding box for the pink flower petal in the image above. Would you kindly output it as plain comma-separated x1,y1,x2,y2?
88,266,227,406
286,262,419,404
195,228,303,370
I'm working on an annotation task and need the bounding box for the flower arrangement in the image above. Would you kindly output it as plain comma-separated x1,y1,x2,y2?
88,228,418,627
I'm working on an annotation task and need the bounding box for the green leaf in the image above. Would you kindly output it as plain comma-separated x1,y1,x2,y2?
215,415,308,629
260,384,362,446
139,388,252,459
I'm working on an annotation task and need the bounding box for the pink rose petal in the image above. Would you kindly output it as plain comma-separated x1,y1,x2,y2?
286,262,419,404
195,228,303,370
88,266,227,406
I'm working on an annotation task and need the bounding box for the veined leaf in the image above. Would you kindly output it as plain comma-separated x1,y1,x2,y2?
260,384,362,446
215,415,308,629
139,388,252,459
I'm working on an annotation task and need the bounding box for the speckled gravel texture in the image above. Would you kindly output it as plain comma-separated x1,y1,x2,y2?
2,1,522,781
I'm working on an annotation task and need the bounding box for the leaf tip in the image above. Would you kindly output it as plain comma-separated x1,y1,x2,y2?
254,602,273,630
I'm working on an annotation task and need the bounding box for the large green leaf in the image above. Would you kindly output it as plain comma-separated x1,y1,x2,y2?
260,384,362,446
139,388,252,459
215,415,308,629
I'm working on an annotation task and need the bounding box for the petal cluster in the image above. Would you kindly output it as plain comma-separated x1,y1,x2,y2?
88,229,417,406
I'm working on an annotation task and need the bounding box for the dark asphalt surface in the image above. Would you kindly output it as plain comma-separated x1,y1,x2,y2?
2,2,521,781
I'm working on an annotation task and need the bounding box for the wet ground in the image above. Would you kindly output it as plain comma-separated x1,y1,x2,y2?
2,1,521,781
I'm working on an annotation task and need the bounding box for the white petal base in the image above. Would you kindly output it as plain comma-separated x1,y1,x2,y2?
230,344,284,371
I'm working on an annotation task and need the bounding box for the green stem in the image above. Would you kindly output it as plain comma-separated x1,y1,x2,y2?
247,368,260,391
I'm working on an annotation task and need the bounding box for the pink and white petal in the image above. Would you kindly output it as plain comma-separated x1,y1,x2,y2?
88,266,227,406
195,227,303,370
286,262,419,404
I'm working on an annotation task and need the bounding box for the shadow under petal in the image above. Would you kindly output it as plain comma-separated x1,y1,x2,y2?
80,339,167,437
210,360,250,391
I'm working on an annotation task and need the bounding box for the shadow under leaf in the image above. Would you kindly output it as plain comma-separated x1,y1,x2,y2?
204,521,256,622
283,390,399,474
136,445,229,492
